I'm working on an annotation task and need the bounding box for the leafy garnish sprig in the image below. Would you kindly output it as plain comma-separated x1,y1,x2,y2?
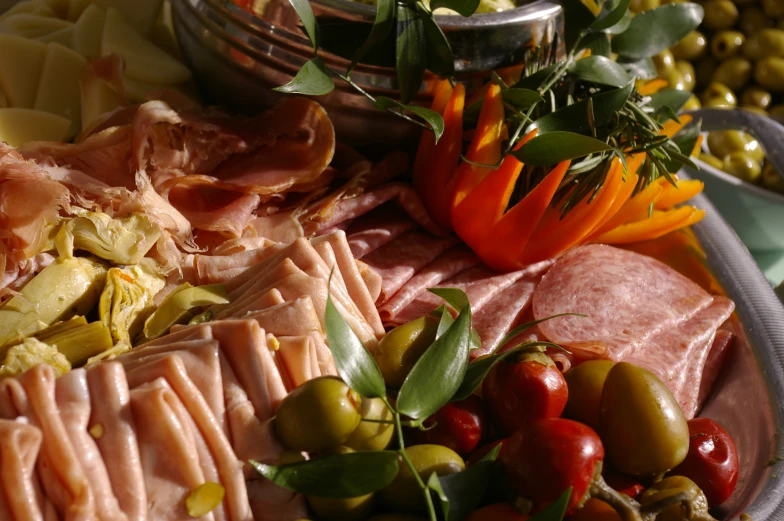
252,284,575,521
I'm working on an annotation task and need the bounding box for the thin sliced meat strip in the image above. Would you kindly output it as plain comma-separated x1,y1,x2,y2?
533,245,714,359
55,369,127,521
86,362,148,521
356,260,382,304
345,206,417,259
0,419,44,521
379,245,478,323
361,229,457,305
697,329,733,410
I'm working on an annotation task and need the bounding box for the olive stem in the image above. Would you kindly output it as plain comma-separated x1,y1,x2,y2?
393,410,439,521
588,476,646,521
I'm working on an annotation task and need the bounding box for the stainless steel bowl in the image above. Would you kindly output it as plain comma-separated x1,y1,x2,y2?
171,0,564,145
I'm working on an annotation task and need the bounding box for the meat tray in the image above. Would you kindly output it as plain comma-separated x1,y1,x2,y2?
687,187,784,520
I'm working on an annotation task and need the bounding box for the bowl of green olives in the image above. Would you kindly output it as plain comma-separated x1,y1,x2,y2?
683,108,784,252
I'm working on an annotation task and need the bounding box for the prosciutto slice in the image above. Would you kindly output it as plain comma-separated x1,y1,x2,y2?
0,419,44,521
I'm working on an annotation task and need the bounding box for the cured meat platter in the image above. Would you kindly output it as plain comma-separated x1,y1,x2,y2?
1,0,784,520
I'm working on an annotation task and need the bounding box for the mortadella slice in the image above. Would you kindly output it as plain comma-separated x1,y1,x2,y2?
0,419,44,521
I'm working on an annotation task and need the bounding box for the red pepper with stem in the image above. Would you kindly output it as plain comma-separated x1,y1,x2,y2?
409,395,488,456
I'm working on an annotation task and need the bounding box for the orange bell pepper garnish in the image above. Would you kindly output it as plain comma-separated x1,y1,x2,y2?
591,176,667,238
637,78,668,96
594,206,706,244
451,130,538,248
478,159,570,271
654,178,705,210
660,114,693,139
413,79,453,200
584,153,645,241
519,157,625,264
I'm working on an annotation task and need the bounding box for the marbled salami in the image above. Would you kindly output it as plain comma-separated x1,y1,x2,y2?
345,206,418,259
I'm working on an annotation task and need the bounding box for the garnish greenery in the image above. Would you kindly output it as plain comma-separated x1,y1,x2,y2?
252,283,576,521
277,0,704,215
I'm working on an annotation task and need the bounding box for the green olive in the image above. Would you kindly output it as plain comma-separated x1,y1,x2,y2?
307,492,374,520
762,0,784,18
723,151,763,182
630,0,661,12
711,57,753,91
564,360,615,430
274,376,362,452
671,31,708,61
731,0,760,6
702,0,740,31
711,30,745,59
771,104,784,118
367,515,428,521
741,86,773,109
739,6,773,36
640,476,711,521
380,445,465,512
698,153,725,169
600,362,689,476
345,397,394,451
278,450,309,465
707,130,765,162
682,94,701,110
675,61,696,91
653,50,677,74
742,29,784,61
755,56,784,93
664,69,687,91
700,82,738,107
375,316,439,388
695,58,719,88
762,163,784,194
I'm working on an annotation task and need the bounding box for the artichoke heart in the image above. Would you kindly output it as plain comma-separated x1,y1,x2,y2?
46,321,114,366
99,260,165,344
0,337,71,379
143,283,230,341
56,211,162,265
0,257,108,347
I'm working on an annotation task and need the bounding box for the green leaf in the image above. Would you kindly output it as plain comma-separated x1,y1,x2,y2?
250,451,399,498
428,288,470,311
513,64,559,91
397,306,472,421
662,120,701,172
350,0,395,72
612,3,704,60
647,88,693,114
420,9,455,77
273,57,334,95
324,284,386,398
514,132,612,166
529,488,572,521
619,56,658,80
579,31,612,58
494,314,584,354
569,56,630,87
427,473,450,520
451,341,565,401
436,305,455,339
606,9,632,34
433,459,503,521
502,88,545,110
532,81,634,135
396,4,426,104
591,0,632,31
374,96,445,143
286,0,320,51
430,0,481,16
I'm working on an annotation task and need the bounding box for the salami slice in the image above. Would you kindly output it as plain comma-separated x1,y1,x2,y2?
533,245,714,359
362,230,457,305
471,276,540,357
696,329,733,412
345,206,417,259
379,246,479,323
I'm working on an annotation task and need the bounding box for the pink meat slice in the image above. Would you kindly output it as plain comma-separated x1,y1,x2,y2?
276,336,322,389
345,206,417,259
361,229,458,305
18,364,97,520
697,329,733,410
379,246,479,323
533,245,714,359
86,362,148,521
471,276,541,357
195,244,280,285
356,260,383,304
393,261,553,326
247,479,308,521
55,369,127,521
0,419,44,521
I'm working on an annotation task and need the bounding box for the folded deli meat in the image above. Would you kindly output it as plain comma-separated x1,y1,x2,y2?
0,97,736,520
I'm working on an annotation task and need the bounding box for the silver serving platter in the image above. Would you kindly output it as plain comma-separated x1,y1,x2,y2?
171,0,564,145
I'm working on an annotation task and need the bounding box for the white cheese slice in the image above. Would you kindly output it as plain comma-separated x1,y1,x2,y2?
71,4,105,58
81,71,122,131
0,108,71,146
0,13,73,39
0,0,56,20
101,8,190,84
149,0,182,60
35,24,74,45
95,0,163,35
43,0,70,18
35,42,86,139
66,0,93,22
0,35,47,108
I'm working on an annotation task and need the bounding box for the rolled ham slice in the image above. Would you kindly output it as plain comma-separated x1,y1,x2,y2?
0,419,44,521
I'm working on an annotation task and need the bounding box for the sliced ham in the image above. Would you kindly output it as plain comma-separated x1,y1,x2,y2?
533,245,715,359
86,363,147,521
247,479,308,521
276,335,322,389
378,245,479,323
0,419,44,521
167,185,260,237
248,211,304,244
361,230,457,304
356,259,383,303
